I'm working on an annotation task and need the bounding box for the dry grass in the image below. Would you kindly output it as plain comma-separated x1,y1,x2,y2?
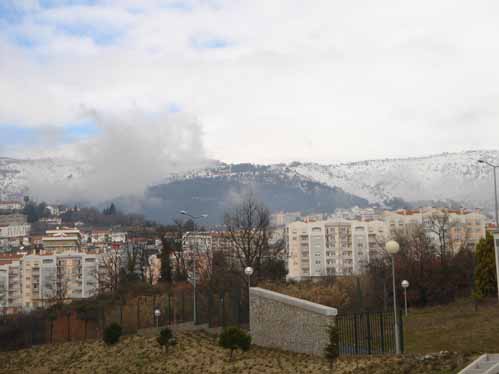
405,298,499,354
0,330,466,374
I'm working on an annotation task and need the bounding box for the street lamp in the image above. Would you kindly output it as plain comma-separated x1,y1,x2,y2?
386,240,401,354
179,210,208,325
478,160,498,226
401,280,409,317
244,266,254,288
478,159,499,301
154,307,161,328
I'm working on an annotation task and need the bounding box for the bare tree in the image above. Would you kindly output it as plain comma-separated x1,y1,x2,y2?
125,243,141,277
43,267,70,306
0,282,6,314
224,193,271,283
425,211,455,265
98,248,122,294
139,248,155,285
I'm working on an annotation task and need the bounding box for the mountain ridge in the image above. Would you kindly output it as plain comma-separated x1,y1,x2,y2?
1,150,498,222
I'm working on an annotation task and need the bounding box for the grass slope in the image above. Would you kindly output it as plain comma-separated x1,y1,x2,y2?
405,298,499,354
0,330,465,374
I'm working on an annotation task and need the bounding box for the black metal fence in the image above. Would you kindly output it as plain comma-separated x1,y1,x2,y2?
336,310,404,355
0,287,249,352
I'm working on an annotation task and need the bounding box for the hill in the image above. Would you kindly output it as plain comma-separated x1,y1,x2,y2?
0,330,466,374
1,150,499,223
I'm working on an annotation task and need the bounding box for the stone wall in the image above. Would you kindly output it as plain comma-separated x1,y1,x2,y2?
249,287,337,356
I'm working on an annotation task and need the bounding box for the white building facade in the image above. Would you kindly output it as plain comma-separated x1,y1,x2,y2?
287,219,387,280
20,252,100,310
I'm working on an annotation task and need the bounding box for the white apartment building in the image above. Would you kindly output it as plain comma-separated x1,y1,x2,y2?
0,259,22,313
270,211,302,227
42,228,82,253
331,207,379,221
0,213,27,226
0,223,30,239
81,230,127,244
0,201,23,211
383,208,487,252
20,252,100,310
287,219,387,280
111,232,127,243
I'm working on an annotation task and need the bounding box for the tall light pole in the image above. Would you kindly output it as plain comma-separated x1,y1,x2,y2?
386,240,401,354
179,211,208,325
478,159,499,301
478,159,499,226
401,280,409,317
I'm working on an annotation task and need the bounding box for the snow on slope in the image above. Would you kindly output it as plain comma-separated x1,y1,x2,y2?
287,150,499,208
1,150,498,210
0,157,87,201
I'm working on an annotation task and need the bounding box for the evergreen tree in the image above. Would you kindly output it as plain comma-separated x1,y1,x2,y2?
474,231,497,297
160,244,173,283
324,324,339,371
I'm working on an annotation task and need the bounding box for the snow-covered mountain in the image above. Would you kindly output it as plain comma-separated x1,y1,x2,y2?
1,150,498,216
286,150,499,209
0,157,87,201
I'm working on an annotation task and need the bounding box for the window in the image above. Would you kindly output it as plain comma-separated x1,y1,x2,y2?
315,260,321,265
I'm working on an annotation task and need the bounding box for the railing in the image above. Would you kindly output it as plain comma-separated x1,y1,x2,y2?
336,310,404,355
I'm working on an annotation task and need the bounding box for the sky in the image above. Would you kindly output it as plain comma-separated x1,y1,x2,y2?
1,0,499,165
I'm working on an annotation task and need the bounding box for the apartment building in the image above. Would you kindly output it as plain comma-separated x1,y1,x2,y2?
383,208,487,252
42,228,82,253
0,223,30,239
0,255,23,314
0,213,27,226
270,211,302,227
20,252,99,310
287,219,387,280
0,201,23,211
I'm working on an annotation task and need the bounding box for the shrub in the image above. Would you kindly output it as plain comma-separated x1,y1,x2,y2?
103,323,122,345
218,326,251,361
475,232,497,297
157,327,177,352
324,324,339,371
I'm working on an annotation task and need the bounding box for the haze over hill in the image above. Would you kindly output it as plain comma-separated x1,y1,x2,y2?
1,150,498,223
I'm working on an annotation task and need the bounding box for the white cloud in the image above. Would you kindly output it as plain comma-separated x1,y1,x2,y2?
1,0,499,164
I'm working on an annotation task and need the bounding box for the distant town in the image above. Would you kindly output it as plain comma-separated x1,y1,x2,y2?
0,196,494,315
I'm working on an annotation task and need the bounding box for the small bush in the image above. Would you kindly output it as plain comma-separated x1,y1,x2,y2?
103,323,122,345
157,327,177,352
218,326,251,361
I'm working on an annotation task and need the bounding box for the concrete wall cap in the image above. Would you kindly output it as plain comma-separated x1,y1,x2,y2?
250,287,338,316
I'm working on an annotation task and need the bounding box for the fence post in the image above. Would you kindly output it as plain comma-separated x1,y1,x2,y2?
220,291,225,327
366,312,372,355
353,314,359,355
208,290,213,328
30,315,34,348
379,312,385,354
139,297,143,329
167,294,172,324
232,288,240,325
181,291,185,322
399,308,404,353
67,312,71,342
